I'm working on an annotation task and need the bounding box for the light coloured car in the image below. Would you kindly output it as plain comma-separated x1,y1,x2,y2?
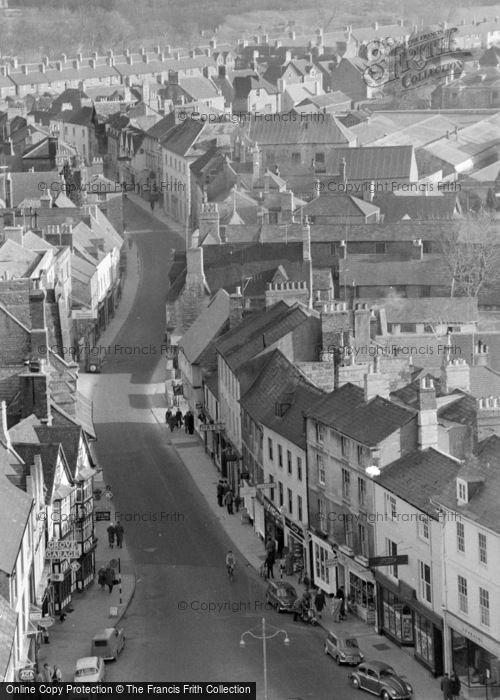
92,627,125,660
324,631,364,665
74,656,105,683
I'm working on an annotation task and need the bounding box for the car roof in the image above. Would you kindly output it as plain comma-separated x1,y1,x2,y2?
362,661,394,671
93,628,118,638
329,631,358,640
76,657,99,668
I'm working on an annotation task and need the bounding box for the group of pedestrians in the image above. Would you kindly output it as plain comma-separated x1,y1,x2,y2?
216,479,241,514
107,521,124,548
441,672,461,700
165,408,194,434
331,586,347,622
38,663,62,683
97,564,118,593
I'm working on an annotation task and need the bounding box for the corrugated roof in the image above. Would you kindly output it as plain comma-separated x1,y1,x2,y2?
179,289,230,364
375,448,460,517
326,145,415,180
306,382,415,446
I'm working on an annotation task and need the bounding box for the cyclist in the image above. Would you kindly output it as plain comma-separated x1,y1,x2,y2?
226,550,236,578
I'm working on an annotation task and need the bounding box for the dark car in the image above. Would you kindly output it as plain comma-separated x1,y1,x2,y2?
265,581,297,613
349,661,413,700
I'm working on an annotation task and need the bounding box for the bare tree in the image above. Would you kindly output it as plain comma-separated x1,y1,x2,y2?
438,212,500,298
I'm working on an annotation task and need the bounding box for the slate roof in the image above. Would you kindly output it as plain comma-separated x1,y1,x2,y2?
339,257,451,287
326,146,415,180
204,371,219,400
215,301,311,371
305,382,415,446
0,239,41,278
179,289,230,364
244,112,354,145
8,414,42,443
9,171,64,208
160,119,205,156
145,112,176,140
374,448,460,518
438,393,477,425
240,349,325,449
362,297,479,324
13,442,63,505
435,435,500,533
302,194,380,219
374,194,460,222
0,474,32,575
34,425,83,478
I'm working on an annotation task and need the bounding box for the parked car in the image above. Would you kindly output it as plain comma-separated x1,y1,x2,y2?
324,631,364,665
74,656,105,683
265,581,297,612
349,661,412,700
92,627,125,660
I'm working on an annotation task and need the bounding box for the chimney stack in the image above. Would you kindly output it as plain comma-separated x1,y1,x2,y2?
364,359,390,401
417,376,438,450
472,340,489,366
229,287,244,328
476,396,500,442
302,221,311,262
441,358,470,394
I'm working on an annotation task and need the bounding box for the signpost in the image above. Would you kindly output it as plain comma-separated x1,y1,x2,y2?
368,555,409,567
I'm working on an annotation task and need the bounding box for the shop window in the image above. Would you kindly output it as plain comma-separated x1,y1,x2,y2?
349,572,375,616
457,521,465,552
414,613,434,665
278,481,283,507
419,561,432,603
458,575,468,613
479,587,490,627
268,438,273,461
478,533,487,564
314,542,330,584
297,495,303,521
381,588,413,643
287,488,293,514
451,629,498,688
342,468,351,500
287,450,292,474
297,456,302,481
317,454,325,485
358,477,366,506
278,444,283,468
417,515,429,541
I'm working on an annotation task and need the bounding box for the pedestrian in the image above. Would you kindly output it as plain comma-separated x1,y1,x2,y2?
165,409,172,425
441,673,452,700
265,537,275,556
42,626,50,644
52,665,63,683
107,523,116,548
217,480,224,507
314,588,326,619
168,414,176,432
35,668,44,682
224,488,234,514
150,198,155,211
331,595,342,622
115,521,124,548
265,551,275,579
187,411,194,435
43,664,52,683
175,409,183,428
337,586,346,619
105,566,115,594
59,612,66,623
234,494,241,513
292,596,303,622
183,412,189,433
98,566,106,591
450,672,461,700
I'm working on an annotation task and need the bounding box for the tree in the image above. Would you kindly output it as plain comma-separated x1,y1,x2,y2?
438,212,500,298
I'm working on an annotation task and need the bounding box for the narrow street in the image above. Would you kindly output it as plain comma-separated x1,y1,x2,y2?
90,199,360,698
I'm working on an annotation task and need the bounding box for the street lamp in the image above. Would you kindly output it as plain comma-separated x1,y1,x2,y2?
239,617,290,700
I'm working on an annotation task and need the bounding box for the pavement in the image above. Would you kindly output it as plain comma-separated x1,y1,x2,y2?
125,191,187,242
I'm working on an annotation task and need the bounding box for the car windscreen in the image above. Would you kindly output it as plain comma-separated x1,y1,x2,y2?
380,668,396,677
94,640,107,646
76,668,97,676
346,638,359,648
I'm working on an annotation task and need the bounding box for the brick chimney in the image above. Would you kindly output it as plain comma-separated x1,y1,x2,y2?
472,339,489,366
264,281,310,308
302,222,311,261
441,358,470,394
417,376,438,450
185,244,206,289
476,396,500,441
353,303,371,349
364,357,390,400
229,286,243,328
411,238,423,260
199,198,220,243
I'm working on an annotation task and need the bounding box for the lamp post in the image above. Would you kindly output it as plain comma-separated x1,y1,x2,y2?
239,617,290,700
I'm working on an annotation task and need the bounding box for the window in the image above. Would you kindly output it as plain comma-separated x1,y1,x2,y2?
287,488,293,514
268,211,278,224
385,493,397,519
291,152,301,164
458,576,468,613
357,445,364,465
317,454,325,485
269,475,275,501
297,495,303,521
342,468,351,499
479,587,490,626
386,538,399,578
315,423,325,443
375,242,386,254
268,438,273,461
419,561,432,603
278,444,283,468
341,436,349,457
318,498,327,532
358,524,368,556
344,518,354,547
479,533,487,564
417,515,429,541
278,481,283,507
457,522,465,552
422,241,432,254
358,477,366,506
314,152,325,164
458,482,467,501
287,450,292,474
297,457,302,481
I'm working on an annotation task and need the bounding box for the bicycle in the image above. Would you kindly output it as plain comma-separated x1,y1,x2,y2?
226,564,235,582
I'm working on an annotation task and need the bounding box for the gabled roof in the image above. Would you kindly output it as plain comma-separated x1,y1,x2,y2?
364,297,479,325
34,424,84,478
302,194,380,218
339,257,451,287
14,442,66,504
179,289,230,364
374,193,460,222
306,382,415,446
326,145,415,180
145,112,176,140
160,119,205,156
244,112,354,145
0,474,32,574
215,300,311,371
374,448,460,518
0,238,41,278
240,349,325,448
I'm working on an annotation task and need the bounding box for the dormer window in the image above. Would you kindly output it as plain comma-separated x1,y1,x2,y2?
457,479,468,505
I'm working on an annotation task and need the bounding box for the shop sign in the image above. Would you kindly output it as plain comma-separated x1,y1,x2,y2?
37,617,55,628
200,422,225,432
369,554,408,567
18,668,36,682
256,482,275,490
46,539,79,560
284,517,304,541
95,511,111,521
263,497,281,520
225,453,239,462
240,486,256,498
326,557,338,566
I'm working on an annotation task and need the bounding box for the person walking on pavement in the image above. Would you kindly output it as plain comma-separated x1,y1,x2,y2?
331,594,342,622
337,586,346,619
165,409,172,425
43,664,52,683
107,523,116,548
175,409,183,428
234,494,241,513
265,536,275,557
441,673,453,700
105,566,115,594
186,410,194,435
52,665,63,683
168,413,176,432
217,480,224,507
98,566,106,591
265,550,275,579
450,672,461,700
314,588,326,619
224,488,234,514
115,521,124,548
183,412,189,433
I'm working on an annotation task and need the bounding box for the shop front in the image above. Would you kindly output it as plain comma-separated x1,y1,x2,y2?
253,489,266,540
446,611,500,699
376,573,444,677
283,517,307,578
310,531,336,595
262,494,284,557
337,549,376,624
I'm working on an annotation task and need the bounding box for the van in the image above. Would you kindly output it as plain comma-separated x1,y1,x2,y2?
324,631,363,665
91,627,125,660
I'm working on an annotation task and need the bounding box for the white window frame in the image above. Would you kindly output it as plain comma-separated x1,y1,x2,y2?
458,575,468,613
